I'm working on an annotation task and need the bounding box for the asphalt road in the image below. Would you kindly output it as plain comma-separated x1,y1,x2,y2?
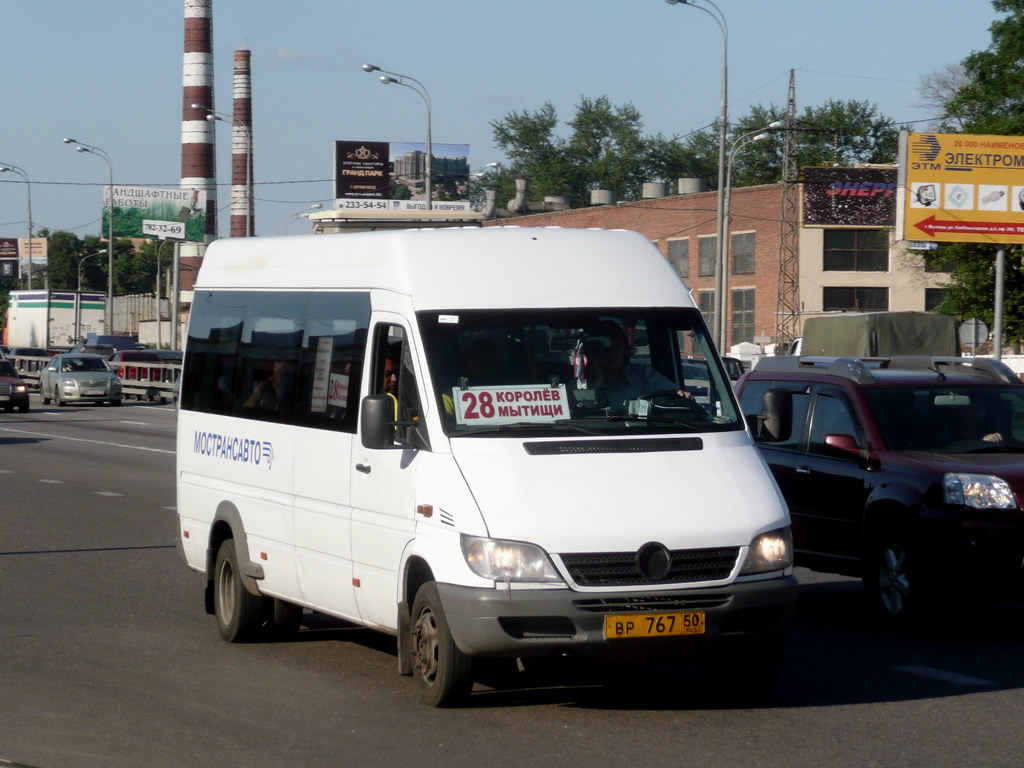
2,393,1024,767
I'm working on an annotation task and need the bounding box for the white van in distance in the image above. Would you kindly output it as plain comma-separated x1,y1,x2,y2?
175,226,797,706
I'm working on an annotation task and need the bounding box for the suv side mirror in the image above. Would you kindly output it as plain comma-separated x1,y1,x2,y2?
823,433,861,460
757,388,793,442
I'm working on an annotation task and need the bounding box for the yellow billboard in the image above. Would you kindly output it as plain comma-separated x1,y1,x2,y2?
899,131,1024,244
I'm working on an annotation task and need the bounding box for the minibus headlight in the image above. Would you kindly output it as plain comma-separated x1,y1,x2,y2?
461,535,563,583
944,473,1016,509
740,527,793,575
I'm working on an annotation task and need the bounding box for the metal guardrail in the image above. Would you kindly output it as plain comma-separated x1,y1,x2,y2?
11,355,181,403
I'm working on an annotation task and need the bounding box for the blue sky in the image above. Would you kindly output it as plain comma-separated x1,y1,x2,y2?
0,0,1000,241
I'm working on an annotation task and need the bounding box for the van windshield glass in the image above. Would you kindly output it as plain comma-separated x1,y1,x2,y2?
417,308,741,436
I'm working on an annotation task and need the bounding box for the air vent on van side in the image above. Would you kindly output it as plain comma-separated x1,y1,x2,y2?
523,438,702,455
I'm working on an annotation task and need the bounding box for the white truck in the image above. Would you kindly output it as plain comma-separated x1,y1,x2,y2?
5,290,105,350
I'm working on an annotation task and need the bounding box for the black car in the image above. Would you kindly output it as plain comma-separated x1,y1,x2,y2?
737,355,1024,619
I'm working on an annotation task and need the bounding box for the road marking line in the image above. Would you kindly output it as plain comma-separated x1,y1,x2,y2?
894,666,993,686
39,479,64,484
96,491,123,497
120,421,149,425
0,426,174,455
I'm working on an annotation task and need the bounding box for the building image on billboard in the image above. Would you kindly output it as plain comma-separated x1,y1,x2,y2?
334,140,470,202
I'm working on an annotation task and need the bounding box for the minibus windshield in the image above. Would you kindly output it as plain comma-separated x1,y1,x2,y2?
418,307,742,436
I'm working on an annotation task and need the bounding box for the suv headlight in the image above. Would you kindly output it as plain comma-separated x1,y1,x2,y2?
944,473,1016,509
461,535,563,583
740,526,793,575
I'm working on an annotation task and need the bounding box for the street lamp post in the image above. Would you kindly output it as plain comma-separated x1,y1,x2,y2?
76,250,105,344
191,104,254,237
665,0,728,350
362,63,432,210
0,163,33,289
64,138,114,333
284,203,323,234
722,122,784,338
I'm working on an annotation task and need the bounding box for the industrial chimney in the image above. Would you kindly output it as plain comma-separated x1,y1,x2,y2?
231,49,253,237
181,0,217,252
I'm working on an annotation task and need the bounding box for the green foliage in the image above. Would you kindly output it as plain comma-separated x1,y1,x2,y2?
489,95,901,208
947,0,1024,134
930,243,1024,345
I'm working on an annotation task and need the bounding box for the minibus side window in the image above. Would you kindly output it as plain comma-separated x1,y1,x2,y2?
370,324,428,450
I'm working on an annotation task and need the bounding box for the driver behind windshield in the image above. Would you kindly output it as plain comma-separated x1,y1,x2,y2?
586,320,682,415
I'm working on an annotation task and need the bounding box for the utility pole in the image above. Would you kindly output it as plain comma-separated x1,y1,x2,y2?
775,70,801,350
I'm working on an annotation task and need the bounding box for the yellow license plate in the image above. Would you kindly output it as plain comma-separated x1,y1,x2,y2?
605,611,705,639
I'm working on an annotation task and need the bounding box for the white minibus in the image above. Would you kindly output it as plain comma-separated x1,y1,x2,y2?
176,225,797,706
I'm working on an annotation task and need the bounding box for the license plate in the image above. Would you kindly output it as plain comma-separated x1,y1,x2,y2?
84,389,105,396
605,611,705,639
0,395,7,401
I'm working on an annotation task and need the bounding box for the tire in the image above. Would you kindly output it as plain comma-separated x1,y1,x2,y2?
865,533,915,620
269,599,303,638
3,405,11,413
56,386,67,407
213,538,264,643
18,403,29,413
41,387,50,405
110,398,122,407
410,581,473,707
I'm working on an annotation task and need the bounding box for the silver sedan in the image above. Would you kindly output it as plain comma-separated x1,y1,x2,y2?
39,353,122,407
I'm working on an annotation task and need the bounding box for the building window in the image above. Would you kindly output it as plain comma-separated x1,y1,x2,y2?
925,288,947,311
731,232,755,275
732,289,755,344
822,286,889,312
823,229,888,271
668,239,689,278
924,253,956,273
698,236,717,277
698,291,715,335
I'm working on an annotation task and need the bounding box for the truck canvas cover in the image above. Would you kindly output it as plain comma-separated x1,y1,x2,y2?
800,311,959,357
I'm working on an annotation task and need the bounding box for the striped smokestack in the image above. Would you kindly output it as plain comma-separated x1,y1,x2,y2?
181,0,217,247
231,49,253,237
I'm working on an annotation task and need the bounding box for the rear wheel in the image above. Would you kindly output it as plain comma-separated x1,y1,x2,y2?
410,581,472,707
213,538,264,642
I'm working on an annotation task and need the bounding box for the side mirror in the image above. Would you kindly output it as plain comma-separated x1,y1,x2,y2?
360,395,397,450
824,434,873,466
757,388,793,442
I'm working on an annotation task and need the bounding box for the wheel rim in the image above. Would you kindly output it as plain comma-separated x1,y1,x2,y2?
217,558,237,625
412,607,440,684
878,544,909,614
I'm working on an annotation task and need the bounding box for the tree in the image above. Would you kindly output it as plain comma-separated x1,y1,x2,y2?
728,101,901,188
920,0,1024,346
488,95,901,210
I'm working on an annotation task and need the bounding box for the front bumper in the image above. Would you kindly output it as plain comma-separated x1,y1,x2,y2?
438,575,797,659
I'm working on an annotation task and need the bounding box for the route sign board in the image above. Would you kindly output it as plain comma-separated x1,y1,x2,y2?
898,131,1024,245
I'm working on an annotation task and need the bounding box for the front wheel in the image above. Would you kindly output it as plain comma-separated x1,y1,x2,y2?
41,387,50,405
213,538,264,642
409,582,472,707
56,386,67,407
109,398,122,407
865,534,915,620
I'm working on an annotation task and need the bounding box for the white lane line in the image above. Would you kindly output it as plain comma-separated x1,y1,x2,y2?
96,491,124,497
120,421,149,425
894,666,993,686
0,470,11,474
39,479,64,484
0,426,174,455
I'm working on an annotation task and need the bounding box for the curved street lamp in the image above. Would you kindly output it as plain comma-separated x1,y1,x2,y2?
665,0,728,350
0,163,33,289
722,124,784,329
64,137,114,332
191,103,254,237
284,203,323,234
76,250,106,344
362,63,432,210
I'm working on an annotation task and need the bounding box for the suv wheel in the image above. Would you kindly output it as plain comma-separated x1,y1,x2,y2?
866,534,913,619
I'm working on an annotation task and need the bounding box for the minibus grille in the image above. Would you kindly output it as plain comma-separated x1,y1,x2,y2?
559,548,739,587
0,383,10,396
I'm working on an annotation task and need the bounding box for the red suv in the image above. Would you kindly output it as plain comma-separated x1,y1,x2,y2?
0,358,30,412
109,350,162,382
737,355,1024,619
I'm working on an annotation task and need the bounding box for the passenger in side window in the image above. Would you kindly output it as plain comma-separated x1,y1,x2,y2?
244,360,291,411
